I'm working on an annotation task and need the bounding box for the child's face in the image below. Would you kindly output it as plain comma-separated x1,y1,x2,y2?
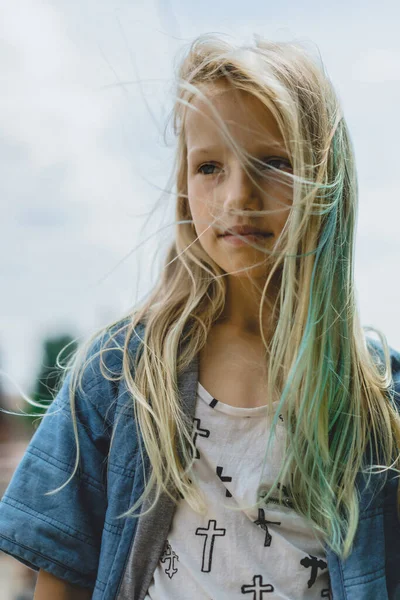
185,83,293,279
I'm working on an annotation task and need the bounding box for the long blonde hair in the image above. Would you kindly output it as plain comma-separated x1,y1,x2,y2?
45,33,400,560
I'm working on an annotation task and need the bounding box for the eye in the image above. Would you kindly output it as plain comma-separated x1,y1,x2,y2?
197,162,220,176
262,157,292,172
197,158,292,176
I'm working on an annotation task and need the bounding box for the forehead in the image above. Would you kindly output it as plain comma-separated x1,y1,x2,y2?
185,83,285,152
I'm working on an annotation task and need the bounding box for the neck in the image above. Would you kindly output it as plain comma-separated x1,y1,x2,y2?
215,273,281,340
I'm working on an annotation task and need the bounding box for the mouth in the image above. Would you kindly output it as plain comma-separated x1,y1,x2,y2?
221,232,273,246
220,232,273,238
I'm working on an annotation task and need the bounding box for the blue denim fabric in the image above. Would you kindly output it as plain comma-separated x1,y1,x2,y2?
0,322,144,597
0,322,399,599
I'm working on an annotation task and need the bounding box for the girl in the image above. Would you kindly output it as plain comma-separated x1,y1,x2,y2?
1,33,400,600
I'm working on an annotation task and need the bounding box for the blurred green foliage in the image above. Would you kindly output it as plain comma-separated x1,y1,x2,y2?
27,334,77,425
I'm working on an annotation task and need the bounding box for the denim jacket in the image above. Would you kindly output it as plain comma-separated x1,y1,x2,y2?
0,322,399,599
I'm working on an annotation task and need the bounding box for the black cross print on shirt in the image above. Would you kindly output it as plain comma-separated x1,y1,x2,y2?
321,586,332,598
258,482,294,509
195,519,226,572
160,541,179,579
216,466,232,497
253,508,281,547
241,574,274,598
192,417,210,459
300,554,328,588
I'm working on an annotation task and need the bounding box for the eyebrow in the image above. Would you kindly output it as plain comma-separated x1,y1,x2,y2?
187,143,289,158
187,145,222,157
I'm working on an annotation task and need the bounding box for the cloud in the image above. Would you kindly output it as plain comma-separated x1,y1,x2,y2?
351,48,400,83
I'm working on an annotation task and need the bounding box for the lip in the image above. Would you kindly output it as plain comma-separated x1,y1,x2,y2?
219,225,271,236
221,233,272,247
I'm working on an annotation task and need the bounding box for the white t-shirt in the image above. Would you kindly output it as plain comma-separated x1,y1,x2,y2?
144,382,332,599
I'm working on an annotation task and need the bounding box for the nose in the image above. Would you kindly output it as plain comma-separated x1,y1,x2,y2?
222,164,261,212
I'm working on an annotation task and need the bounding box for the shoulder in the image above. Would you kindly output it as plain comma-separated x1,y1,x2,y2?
0,317,147,589
366,336,400,410
63,317,146,426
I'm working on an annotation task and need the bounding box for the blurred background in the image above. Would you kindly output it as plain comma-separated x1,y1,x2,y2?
1,0,400,597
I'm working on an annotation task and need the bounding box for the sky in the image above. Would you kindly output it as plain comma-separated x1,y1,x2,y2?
1,0,400,397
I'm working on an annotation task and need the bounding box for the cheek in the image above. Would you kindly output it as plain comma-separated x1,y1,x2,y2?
266,182,293,220
188,189,213,232
267,176,292,199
